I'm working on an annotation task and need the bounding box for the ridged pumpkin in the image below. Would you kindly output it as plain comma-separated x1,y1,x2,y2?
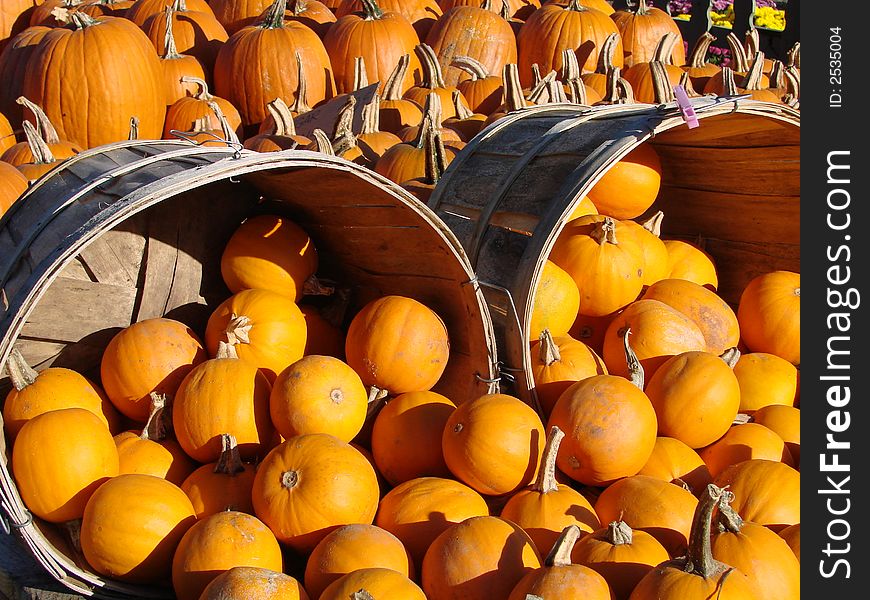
530,329,606,417
100,317,208,423
611,1,685,68
713,459,800,532
163,76,243,138
2,96,81,166
752,404,800,466
733,352,799,412
662,239,718,290
529,260,581,340
378,54,425,134
154,10,208,108
141,0,229,74
572,520,670,600
345,294,450,396
442,392,545,496
304,524,414,599
402,43,462,121
375,476,490,569
79,474,196,583
0,160,27,217
453,55,503,115
737,270,800,365
180,433,257,518
127,0,215,26
699,422,794,478
204,287,307,381
621,35,685,105
0,25,52,128
251,433,380,551
320,568,426,600
500,426,601,557
421,515,542,600
220,213,319,301
12,408,119,523
171,511,284,600
209,0,272,34
199,566,309,600
636,436,712,497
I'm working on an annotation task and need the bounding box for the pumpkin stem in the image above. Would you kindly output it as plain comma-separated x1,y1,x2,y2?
649,61,675,104
291,0,308,14
162,5,182,60
414,92,442,149
720,66,740,97
302,273,336,296
22,120,55,166
726,32,749,73
452,56,489,81
786,42,800,71
741,51,767,91
360,93,382,134
414,43,447,90
360,0,383,20
652,33,679,66
714,487,744,533
687,31,715,69
783,66,800,102
128,116,140,140
719,347,740,368
617,76,635,104
451,89,474,120
682,484,733,578
622,327,645,390
595,33,620,75
350,591,375,600
561,49,580,83
366,385,389,417
281,469,299,489
641,210,663,237
537,329,562,368
606,520,634,546
353,56,369,91
16,97,61,145
224,313,253,348
216,340,239,359
732,413,752,425
180,76,213,101
744,28,760,60
290,52,313,115
309,129,336,155
567,78,588,105
421,107,448,185
566,0,588,12
266,97,298,136
141,392,170,441
590,216,617,245
332,95,358,155
544,524,582,567
4,348,38,391
527,70,559,105
262,0,289,29
208,100,240,144
214,433,246,475
69,11,99,29
502,63,526,111
532,425,565,494
530,63,543,89
678,71,700,98
383,54,410,101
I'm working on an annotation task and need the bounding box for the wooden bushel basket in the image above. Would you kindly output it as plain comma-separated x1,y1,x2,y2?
0,140,498,597
427,96,800,412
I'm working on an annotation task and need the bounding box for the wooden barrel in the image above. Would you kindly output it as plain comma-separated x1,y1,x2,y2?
428,97,800,410
0,140,498,598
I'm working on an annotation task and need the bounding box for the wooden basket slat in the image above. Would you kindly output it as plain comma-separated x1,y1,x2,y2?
652,111,800,147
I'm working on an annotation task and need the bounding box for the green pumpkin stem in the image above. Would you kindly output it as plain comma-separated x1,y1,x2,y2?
16,96,61,145
5,348,38,391
360,0,383,20
533,425,565,494
566,0,588,12
683,484,734,578
262,0,288,29
69,11,99,29
214,433,246,475
545,524,582,567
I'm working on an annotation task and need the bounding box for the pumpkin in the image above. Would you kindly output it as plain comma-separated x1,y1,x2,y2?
78,0,136,20
594,474,698,558
375,476,489,569
199,566,309,600
699,422,794,478
151,5,208,107
0,0,37,48
0,160,27,217
370,390,456,486
299,304,347,359
529,260,581,340
356,93,403,163
421,515,542,600
612,1,685,68
220,213,319,301
173,343,274,463
620,212,669,288
682,31,720,90
378,54,425,134
558,47,603,104
251,433,380,551
163,76,243,138
345,294,450,396
174,102,242,146
580,31,621,99
508,525,612,600
585,143,661,220
719,58,781,104
737,270,800,365
546,339,657,486
481,63,527,124
639,277,739,355
319,568,426,600
713,459,800,531
453,55,503,115
778,523,800,562
278,0,337,39
324,0,421,95
500,426,601,556
702,31,767,94
205,288,307,380
127,0,215,26
567,310,614,357
100,317,208,422
0,25,51,128
80,473,196,583
549,215,645,317
215,0,335,128
442,392,545,496
244,96,312,151
661,239,718,290
22,12,165,149
11,408,119,523
171,511,284,600
530,329,607,417
210,0,272,34
2,348,120,441
181,433,257,518
2,96,80,166
572,520,670,600
114,393,197,485
442,89,487,141
751,404,800,466
566,195,599,221
338,0,442,40
516,0,623,87
142,0,229,75
636,436,712,497
709,492,801,600
270,354,368,443
304,524,414,598
628,484,759,600
442,0,542,21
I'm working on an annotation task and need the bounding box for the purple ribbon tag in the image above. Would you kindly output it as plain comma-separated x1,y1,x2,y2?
673,85,699,129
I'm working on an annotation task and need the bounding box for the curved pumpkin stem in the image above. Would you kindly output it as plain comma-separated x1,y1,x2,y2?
414,92,442,148
652,33,680,66
419,95,448,184
383,54,410,102
452,55,489,81
162,5,182,60
22,120,55,165
641,210,663,237
719,347,741,369
545,524,582,567
207,101,240,144
726,32,749,73
262,0,289,29
128,116,140,140
687,31,715,69
502,63,526,111
786,42,800,71
141,392,170,442
591,32,619,76
713,487,744,533
180,76,213,101
309,128,336,155
450,89,474,120
650,61,675,104
266,97,298,136
561,49,580,83
566,0,590,13
360,93,382,135
744,28,761,62
69,11,99,29
622,326,644,390
214,433,246,475
741,51,767,91
720,67,739,96
353,55,369,91
532,425,564,494
4,348,38,391
290,52,313,115
332,95,358,155
527,70,559,105
360,0,384,20
783,65,800,102
683,484,734,578
414,43,447,90
16,97,62,145
607,520,634,546
537,329,561,368
678,71,701,98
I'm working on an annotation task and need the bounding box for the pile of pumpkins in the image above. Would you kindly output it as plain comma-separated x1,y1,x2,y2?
0,0,801,217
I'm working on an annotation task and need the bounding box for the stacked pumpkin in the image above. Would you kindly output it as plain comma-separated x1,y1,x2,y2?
0,0,800,218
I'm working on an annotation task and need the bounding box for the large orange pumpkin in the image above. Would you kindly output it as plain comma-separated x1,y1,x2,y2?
0,160,28,217
737,270,800,365
141,0,229,74
199,566,309,600
611,0,685,68
180,433,257,518
585,143,661,220
530,329,607,417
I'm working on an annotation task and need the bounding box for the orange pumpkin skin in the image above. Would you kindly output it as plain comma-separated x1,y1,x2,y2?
100,317,208,422
640,278,739,355
320,567,426,600
127,0,215,27
0,160,28,217
752,404,800,466
173,355,274,463
181,460,257,519
778,523,800,562
586,144,661,220
507,561,613,600
199,566,309,600
612,3,685,69
220,213,318,301
733,352,799,412
737,270,800,365
270,354,368,443
662,239,718,290
629,559,757,600
114,431,197,486
171,511,283,600
530,331,607,418
304,524,414,599
12,408,119,523
699,423,794,478
620,219,669,287
594,475,698,557
547,375,657,486
251,433,380,552
644,351,740,449
141,1,229,74
529,260,581,339
375,476,490,569
22,15,166,149
345,295,450,395
442,393,545,496
713,459,800,532
568,309,616,357
421,515,542,600
371,390,456,486
572,521,670,600
80,474,197,583
636,436,712,497
300,304,347,359
204,288,307,381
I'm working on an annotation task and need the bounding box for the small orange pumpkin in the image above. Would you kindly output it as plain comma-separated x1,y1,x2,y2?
778,523,800,562
199,566,309,600
733,352,799,412
636,436,712,497
662,239,718,290
530,329,607,418
319,567,426,600
699,422,794,478
737,270,800,365
713,459,800,532
529,260,581,340
751,404,800,466
180,433,257,518
585,143,661,220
